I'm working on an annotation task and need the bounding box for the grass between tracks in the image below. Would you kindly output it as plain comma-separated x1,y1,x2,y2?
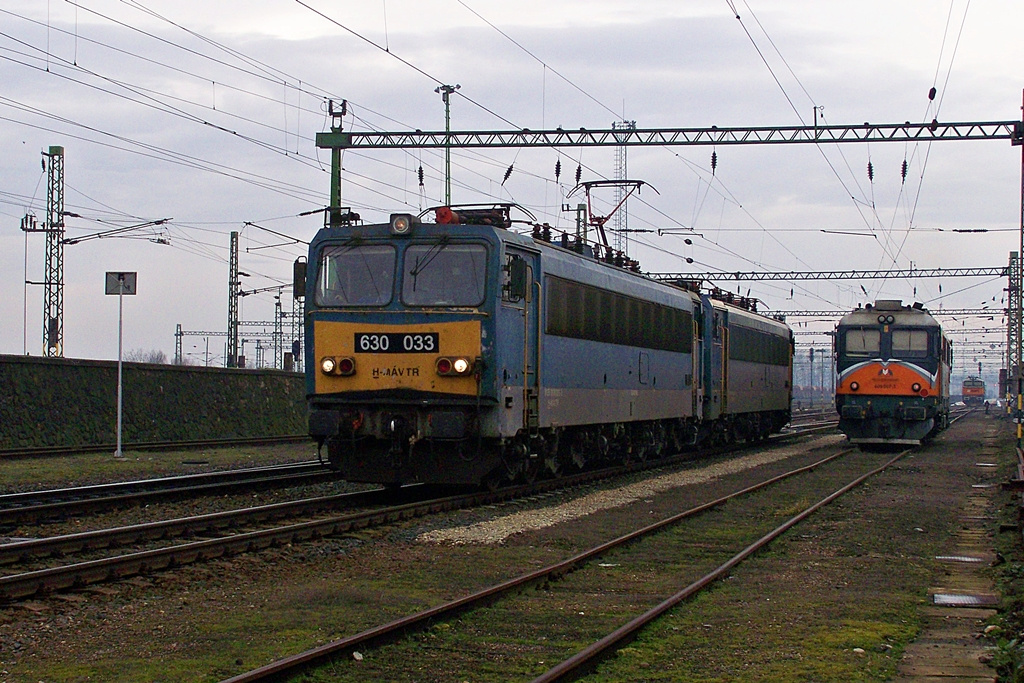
0,441,317,492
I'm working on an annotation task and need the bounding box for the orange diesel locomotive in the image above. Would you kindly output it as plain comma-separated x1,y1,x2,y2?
835,300,951,446
961,376,986,406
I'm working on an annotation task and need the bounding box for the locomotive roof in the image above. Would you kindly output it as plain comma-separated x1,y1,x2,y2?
837,300,942,329
310,211,790,330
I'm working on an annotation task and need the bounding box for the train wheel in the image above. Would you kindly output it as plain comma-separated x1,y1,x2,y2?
486,441,527,490
568,437,588,471
522,456,541,485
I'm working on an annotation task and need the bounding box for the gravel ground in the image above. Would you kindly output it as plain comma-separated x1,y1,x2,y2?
417,438,842,545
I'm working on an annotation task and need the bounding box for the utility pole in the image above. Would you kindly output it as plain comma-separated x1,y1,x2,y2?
43,146,65,357
435,84,460,205
20,213,37,355
327,99,346,228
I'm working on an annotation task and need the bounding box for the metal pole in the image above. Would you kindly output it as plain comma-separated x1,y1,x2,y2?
1018,89,1024,447
115,281,124,458
435,84,459,205
23,223,28,355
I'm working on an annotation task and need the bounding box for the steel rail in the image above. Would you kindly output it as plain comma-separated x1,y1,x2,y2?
218,445,854,683
0,486,406,566
0,483,515,601
0,434,308,460
0,427,831,602
0,463,341,527
0,460,324,507
530,447,912,683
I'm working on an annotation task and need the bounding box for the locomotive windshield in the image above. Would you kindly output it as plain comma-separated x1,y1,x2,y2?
316,244,396,307
402,243,487,307
843,328,880,357
891,328,929,359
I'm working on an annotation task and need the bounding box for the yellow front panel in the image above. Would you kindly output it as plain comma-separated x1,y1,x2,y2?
314,319,481,396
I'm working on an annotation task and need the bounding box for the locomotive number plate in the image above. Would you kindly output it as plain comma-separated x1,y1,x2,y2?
355,332,438,353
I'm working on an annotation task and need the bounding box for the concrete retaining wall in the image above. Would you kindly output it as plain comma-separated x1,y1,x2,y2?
0,354,305,449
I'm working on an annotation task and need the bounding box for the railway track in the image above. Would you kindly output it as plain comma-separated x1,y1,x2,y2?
219,439,887,682
0,425,834,602
0,434,308,460
0,460,342,527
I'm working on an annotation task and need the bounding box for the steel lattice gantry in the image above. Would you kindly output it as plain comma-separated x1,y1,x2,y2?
316,120,1023,150
776,308,1001,319
649,266,1008,282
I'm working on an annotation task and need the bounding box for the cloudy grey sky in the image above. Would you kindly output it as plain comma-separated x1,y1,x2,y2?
0,0,1018,372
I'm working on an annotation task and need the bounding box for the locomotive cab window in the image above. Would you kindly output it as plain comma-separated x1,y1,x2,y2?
402,243,487,307
316,244,396,307
891,328,929,359
843,328,880,357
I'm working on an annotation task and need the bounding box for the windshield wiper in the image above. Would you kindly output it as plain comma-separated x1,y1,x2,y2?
408,236,450,291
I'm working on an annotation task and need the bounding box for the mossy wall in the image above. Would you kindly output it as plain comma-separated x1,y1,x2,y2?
0,355,305,448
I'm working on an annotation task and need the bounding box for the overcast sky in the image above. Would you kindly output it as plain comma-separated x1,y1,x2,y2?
0,0,1018,374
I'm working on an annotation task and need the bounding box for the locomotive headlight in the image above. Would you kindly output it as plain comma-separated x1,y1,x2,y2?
912,382,921,392
436,356,473,376
877,315,886,324
389,213,416,235
320,356,356,376
850,381,859,391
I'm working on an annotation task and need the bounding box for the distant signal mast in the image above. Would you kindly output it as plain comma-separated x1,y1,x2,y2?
611,120,635,254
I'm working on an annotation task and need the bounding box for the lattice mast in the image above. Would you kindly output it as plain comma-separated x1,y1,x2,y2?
1013,90,1024,439
227,230,240,367
43,146,65,357
611,121,635,254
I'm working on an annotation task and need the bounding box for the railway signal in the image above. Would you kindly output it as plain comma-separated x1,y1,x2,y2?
105,271,137,459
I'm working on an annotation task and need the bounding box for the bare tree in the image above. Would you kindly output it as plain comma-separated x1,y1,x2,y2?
124,348,168,364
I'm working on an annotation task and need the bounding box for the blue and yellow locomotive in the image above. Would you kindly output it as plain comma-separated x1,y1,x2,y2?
298,205,793,486
835,300,951,446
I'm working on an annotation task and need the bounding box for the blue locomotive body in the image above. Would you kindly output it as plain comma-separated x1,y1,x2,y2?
303,208,793,486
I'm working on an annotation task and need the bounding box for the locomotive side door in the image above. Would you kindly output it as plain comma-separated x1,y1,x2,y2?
700,295,725,421
501,247,541,436
692,308,703,419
